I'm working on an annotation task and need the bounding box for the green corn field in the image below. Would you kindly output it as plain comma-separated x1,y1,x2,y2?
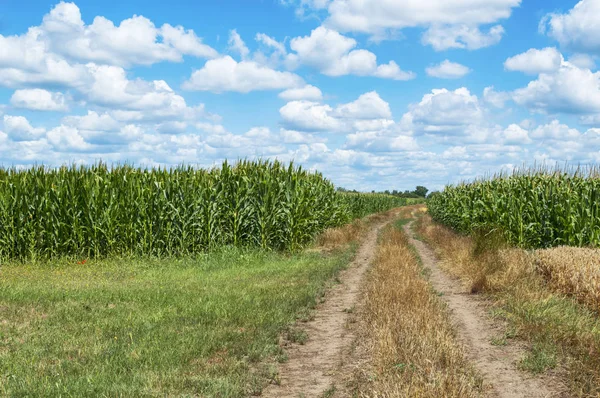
0,160,405,260
428,166,600,249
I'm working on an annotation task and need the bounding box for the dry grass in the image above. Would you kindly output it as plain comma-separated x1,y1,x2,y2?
317,208,400,249
535,247,600,312
416,214,600,396
317,219,366,249
352,222,484,397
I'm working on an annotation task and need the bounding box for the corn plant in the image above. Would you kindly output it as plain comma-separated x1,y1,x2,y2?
0,161,406,260
428,166,600,249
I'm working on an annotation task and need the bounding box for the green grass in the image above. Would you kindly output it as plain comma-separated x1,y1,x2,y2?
0,246,354,397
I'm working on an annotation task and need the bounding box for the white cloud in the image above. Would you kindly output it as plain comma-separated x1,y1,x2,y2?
540,0,600,56
503,124,531,144
46,125,92,151
422,24,504,51
569,54,596,70
334,91,391,119
345,130,418,152
403,88,484,134
255,33,286,56
40,2,217,67
280,101,342,132
426,60,471,79
279,85,323,101
323,0,521,33
512,62,600,114
280,91,393,132
3,115,46,141
279,128,326,144
183,56,303,93
228,29,250,59
62,111,120,131
504,47,563,75
530,120,581,140
483,86,509,108
287,27,414,80
10,89,68,111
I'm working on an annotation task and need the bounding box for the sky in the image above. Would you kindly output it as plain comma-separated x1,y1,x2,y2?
0,0,599,191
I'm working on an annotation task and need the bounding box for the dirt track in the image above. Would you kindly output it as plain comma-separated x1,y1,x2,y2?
261,216,390,397
403,220,565,398
262,211,565,398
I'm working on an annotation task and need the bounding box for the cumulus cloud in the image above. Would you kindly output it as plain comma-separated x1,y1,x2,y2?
3,115,46,141
422,24,504,51
345,130,418,152
335,91,392,119
504,47,563,75
512,62,600,114
502,124,531,144
530,120,581,140
10,89,68,111
40,2,217,66
286,27,415,80
280,101,342,132
280,91,393,132
62,111,120,131
540,0,600,55
183,56,304,93
323,0,521,34
279,85,323,101
426,60,471,79
483,86,510,108
46,125,92,151
402,88,484,134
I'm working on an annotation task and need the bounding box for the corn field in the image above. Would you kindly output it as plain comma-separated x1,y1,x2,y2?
428,167,600,249
0,161,405,260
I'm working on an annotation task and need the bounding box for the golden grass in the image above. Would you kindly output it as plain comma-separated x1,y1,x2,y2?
316,219,366,249
535,247,600,312
352,223,484,397
416,214,600,396
316,208,400,249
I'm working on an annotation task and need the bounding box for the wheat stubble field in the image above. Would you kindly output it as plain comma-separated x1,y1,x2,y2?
2,163,600,397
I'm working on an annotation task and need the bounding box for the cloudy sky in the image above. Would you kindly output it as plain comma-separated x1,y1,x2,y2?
0,0,599,191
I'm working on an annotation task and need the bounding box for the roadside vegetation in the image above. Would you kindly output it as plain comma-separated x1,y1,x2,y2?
416,213,600,396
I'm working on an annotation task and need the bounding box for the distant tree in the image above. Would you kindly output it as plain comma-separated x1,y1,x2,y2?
413,186,429,198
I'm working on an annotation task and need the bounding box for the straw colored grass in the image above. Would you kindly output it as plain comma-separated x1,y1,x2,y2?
416,213,600,396
535,247,600,312
352,221,484,397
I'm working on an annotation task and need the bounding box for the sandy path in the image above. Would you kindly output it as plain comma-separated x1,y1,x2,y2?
403,221,565,398
261,216,391,398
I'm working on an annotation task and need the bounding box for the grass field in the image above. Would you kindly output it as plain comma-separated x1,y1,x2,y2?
0,246,354,397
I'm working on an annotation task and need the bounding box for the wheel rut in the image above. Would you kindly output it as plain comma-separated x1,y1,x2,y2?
261,216,392,398
403,220,566,398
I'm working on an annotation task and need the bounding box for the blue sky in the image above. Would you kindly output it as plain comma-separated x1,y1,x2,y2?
1,0,599,191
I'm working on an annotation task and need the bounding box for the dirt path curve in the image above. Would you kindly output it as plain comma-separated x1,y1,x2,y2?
262,215,393,398
403,220,564,398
